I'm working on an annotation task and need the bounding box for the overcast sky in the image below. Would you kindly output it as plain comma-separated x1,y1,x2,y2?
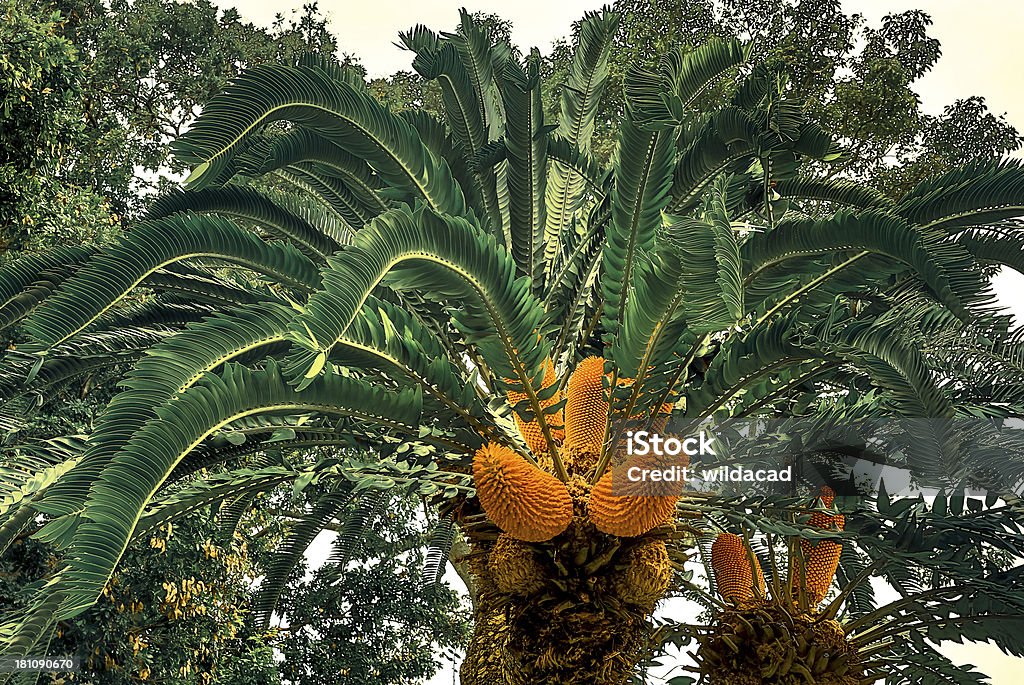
233,1,1024,682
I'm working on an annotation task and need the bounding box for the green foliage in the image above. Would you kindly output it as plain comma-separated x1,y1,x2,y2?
545,0,1019,190
272,498,470,685
3,6,1024,685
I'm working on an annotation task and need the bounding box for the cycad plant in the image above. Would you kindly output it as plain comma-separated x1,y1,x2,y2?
4,8,1024,684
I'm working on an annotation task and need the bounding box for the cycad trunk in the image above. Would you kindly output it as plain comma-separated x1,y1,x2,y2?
458,488,672,684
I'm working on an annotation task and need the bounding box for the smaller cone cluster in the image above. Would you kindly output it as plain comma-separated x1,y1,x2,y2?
506,357,563,454
563,356,609,454
711,533,765,604
794,487,845,606
698,604,862,684
473,442,573,542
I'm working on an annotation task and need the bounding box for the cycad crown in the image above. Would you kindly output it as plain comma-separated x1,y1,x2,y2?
3,8,1024,684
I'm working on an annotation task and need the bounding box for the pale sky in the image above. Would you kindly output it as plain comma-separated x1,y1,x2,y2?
237,1,1024,682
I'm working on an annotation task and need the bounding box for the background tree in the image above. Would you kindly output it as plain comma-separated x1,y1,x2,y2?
0,0,340,255
543,0,1020,190
271,495,469,685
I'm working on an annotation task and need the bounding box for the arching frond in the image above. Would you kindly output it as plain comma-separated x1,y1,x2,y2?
18,214,319,354
292,205,549,389
172,64,467,217
146,185,341,259
501,53,548,293
543,8,618,263
35,303,296,523
54,360,422,619
601,109,674,342
896,159,1024,232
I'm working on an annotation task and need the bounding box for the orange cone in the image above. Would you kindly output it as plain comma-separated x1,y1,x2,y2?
473,442,573,542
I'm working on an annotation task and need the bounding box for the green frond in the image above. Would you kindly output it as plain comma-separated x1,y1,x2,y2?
742,211,966,319
501,53,548,293
398,23,440,54
546,135,608,193
134,462,312,543
706,177,744,319
605,244,696,430
601,109,674,343
413,42,487,161
667,107,759,213
422,512,456,586
684,317,811,419
292,205,549,389
54,360,422,619
143,265,269,307
232,127,388,222
328,298,493,449
664,219,742,333
448,8,508,139
627,37,746,130
0,247,95,333
610,245,685,379
172,64,467,217
0,589,62,660
89,299,215,333
35,303,296,522
828,321,954,418
774,176,893,210
296,52,367,89
19,214,319,354
251,485,356,628
0,328,171,414
0,445,79,555
896,159,1024,232
544,219,605,363
957,229,1024,275
146,186,341,259
272,164,380,229
0,247,94,312
400,110,489,232
170,428,365,485
543,8,618,263
328,491,387,569
407,43,503,229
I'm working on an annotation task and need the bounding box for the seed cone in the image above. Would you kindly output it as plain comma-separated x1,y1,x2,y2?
612,539,673,610
819,485,836,507
564,356,609,453
473,442,573,542
792,487,844,606
506,357,563,454
795,511,845,606
653,402,674,432
588,465,679,537
711,533,765,604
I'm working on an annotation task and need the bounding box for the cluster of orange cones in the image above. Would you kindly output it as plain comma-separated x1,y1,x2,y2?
711,487,846,608
472,355,681,542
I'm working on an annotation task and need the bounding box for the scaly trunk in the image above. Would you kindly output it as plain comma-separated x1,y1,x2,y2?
458,505,673,684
